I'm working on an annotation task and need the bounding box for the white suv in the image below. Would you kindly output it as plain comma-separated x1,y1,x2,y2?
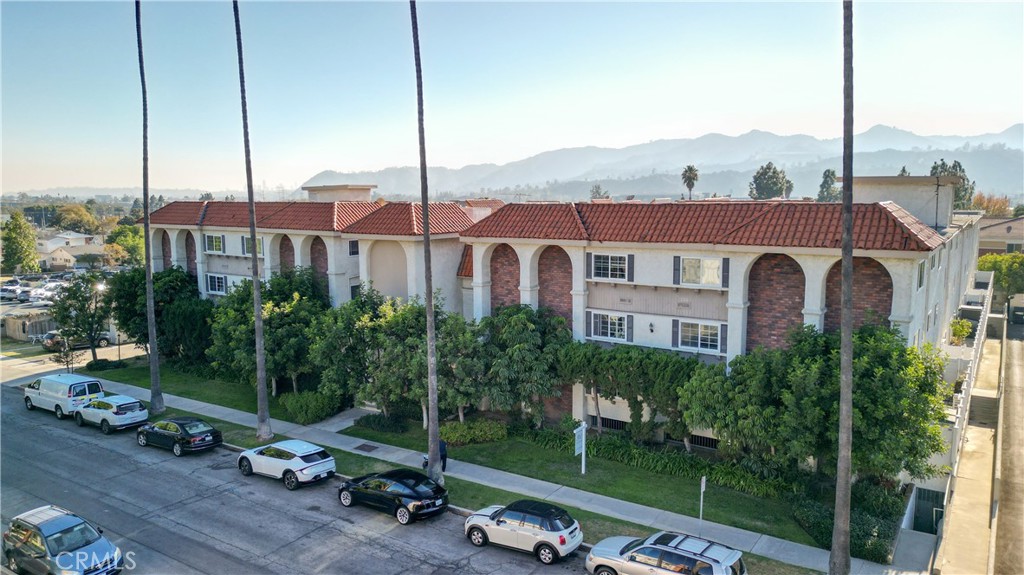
465,499,583,565
237,440,336,490
585,531,747,575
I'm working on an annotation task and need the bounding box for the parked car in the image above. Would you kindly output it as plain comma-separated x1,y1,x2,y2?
585,531,747,575
137,417,223,456
237,440,335,490
74,395,148,434
3,278,22,286
338,468,448,525
464,499,583,565
40,330,110,352
23,374,105,420
2,505,123,575
16,290,31,302
0,286,26,300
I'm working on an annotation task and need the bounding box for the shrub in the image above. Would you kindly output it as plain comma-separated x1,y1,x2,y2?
441,420,508,446
792,499,899,563
355,413,408,433
279,391,339,425
84,359,127,371
852,479,905,521
949,318,972,345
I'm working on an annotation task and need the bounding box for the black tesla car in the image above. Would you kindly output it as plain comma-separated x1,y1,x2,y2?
136,417,223,456
338,468,449,525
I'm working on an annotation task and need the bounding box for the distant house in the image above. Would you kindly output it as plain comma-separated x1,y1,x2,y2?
36,230,96,253
977,216,1023,255
35,230,106,271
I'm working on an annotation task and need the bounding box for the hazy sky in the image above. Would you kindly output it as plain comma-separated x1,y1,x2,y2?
2,1,1022,194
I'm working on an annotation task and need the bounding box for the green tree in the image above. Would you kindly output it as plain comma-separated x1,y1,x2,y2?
129,198,144,221
681,165,699,201
105,225,145,266
816,168,841,202
590,184,609,200
978,253,1024,303
930,158,976,209
601,345,656,441
207,279,258,384
107,267,199,351
161,297,214,362
897,166,910,176
265,293,322,397
557,341,606,433
53,204,101,234
748,162,794,200
267,266,330,308
644,349,698,450
198,192,215,201
1013,204,1024,217
437,312,486,422
49,273,113,363
1,212,41,274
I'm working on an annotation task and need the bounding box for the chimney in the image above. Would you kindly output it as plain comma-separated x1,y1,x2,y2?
302,184,376,202
839,175,960,229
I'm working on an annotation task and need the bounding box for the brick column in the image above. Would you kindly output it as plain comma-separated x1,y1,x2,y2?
471,243,492,322
796,255,837,330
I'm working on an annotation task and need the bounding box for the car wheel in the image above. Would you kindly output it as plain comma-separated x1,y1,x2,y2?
536,544,556,565
75,412,85,426
137,432,148,447
395,506,412,525
54,405,65,420
100,420,112,435
468,526,488,547
283,471,299,491
239,458,253,476
339,490,354,507
594,568,617,575
97,338,110,348
24,397,34,411
172,443,183,457
6,552,20,574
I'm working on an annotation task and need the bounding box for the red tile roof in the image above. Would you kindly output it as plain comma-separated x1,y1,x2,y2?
462,200,944,252
147,201,381,232
342,202,474,236
457,245,473,278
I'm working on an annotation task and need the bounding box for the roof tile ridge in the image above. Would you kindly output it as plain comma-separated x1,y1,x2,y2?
197,201,210,226
875,201,935,249
718,201,784,242
412,202,423,235
570,203,590,241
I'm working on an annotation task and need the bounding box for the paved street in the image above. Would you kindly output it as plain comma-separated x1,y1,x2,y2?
0,386,587,575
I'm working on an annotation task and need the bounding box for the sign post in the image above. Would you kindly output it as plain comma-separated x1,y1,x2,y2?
574,421,588,475
699,475,706,536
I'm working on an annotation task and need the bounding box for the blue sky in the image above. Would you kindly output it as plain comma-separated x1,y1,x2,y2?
2,1,1022,193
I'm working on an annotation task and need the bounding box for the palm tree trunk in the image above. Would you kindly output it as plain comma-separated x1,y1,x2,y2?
232,0,272,441
136,0,164,415
830,2,854,574
409,0,442,484
591,384,603,434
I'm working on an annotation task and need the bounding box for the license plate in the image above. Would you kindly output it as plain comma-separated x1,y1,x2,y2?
435,498,443,506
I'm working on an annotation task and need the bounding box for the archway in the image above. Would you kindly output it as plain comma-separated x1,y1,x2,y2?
824,258,894,331
489,244,520,311
746,254,805,350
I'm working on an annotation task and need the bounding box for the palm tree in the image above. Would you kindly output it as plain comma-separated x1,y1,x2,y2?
232,0,272,441
681,165,699,200
830,2,854,574
409,0,442,484
135,0,164,415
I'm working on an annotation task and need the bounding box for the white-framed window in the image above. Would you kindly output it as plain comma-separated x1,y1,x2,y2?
592,254,628,280
930,253,936,269
1008,243,1022,253
349,240,359,256
673,319,723,353
206,274,227,294
917,261,926,290
675,256,724,287
242,236,264,256
204,234,225,253
587,311,631,342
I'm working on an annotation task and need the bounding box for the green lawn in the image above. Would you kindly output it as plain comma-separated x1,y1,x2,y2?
342,422,816,547
83,357,295,423
151,403,819,575
1,337,48,359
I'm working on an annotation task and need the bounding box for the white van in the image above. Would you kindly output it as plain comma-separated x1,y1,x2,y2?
23,374,105,420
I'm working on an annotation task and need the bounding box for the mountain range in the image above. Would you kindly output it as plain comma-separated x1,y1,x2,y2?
303,124,1024,202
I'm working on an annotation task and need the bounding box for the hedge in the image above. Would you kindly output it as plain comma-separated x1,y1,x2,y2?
792,498,898,564
279,391,339,425
355,413,409,433
440,420,508,446
84,359,128,371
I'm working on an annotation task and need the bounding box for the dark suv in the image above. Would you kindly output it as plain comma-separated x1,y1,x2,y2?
41,330,110,352
2,505,123,575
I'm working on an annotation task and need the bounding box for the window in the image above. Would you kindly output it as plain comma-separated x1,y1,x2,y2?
592,312,627,341
592,254,628,280
930,253,936,269
629,547,662,567
660,551,697,573
677,257,722,286
242,236,263,256
499,510,525,526
1008,243,1022,253
206,274,227,294
204,234,224,253
350,285,360,301
674,320,721,352
917,261,926,289
349,240,359,256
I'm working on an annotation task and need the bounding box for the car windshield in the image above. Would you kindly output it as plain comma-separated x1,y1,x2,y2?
399,476,440,497
183,421,213,434
299,450,331,464
619,538,645,556
549,510,575,531
45,521,101,555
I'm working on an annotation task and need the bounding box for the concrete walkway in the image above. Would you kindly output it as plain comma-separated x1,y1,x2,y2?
0,363,937,575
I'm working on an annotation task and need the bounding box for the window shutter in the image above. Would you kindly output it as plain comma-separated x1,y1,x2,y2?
221,235,226,251
626,315,634,342
627,254,635,282
673,256,681,285
672,319,679,348
585,253,592,279
585,311,592,337
241,236,246,253
722,258,730,288
720,323,729,354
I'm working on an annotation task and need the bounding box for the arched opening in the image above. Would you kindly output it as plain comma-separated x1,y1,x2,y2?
489,244,520,311
824,258,894,332
310,236,328,281
746,254,805,350
537,245,572,327
160,231,171,271
367,241,408,300
279,235,295,270
185,232,197,276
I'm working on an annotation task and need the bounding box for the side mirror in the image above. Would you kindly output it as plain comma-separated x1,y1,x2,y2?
496,519,505,525
30,549,46,559
97,528,103,534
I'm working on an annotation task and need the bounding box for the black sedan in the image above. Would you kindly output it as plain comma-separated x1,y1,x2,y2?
338,468,449,525
136,417,223,456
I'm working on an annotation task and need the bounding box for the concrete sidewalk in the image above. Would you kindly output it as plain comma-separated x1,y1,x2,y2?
2,370,931,575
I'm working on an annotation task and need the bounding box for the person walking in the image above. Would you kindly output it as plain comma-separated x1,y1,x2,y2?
439,439,448,472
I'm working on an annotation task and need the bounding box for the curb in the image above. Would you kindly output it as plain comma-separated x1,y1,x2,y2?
219,442,594,554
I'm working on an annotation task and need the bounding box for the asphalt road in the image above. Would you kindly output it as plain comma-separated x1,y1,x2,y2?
0,385,588,575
